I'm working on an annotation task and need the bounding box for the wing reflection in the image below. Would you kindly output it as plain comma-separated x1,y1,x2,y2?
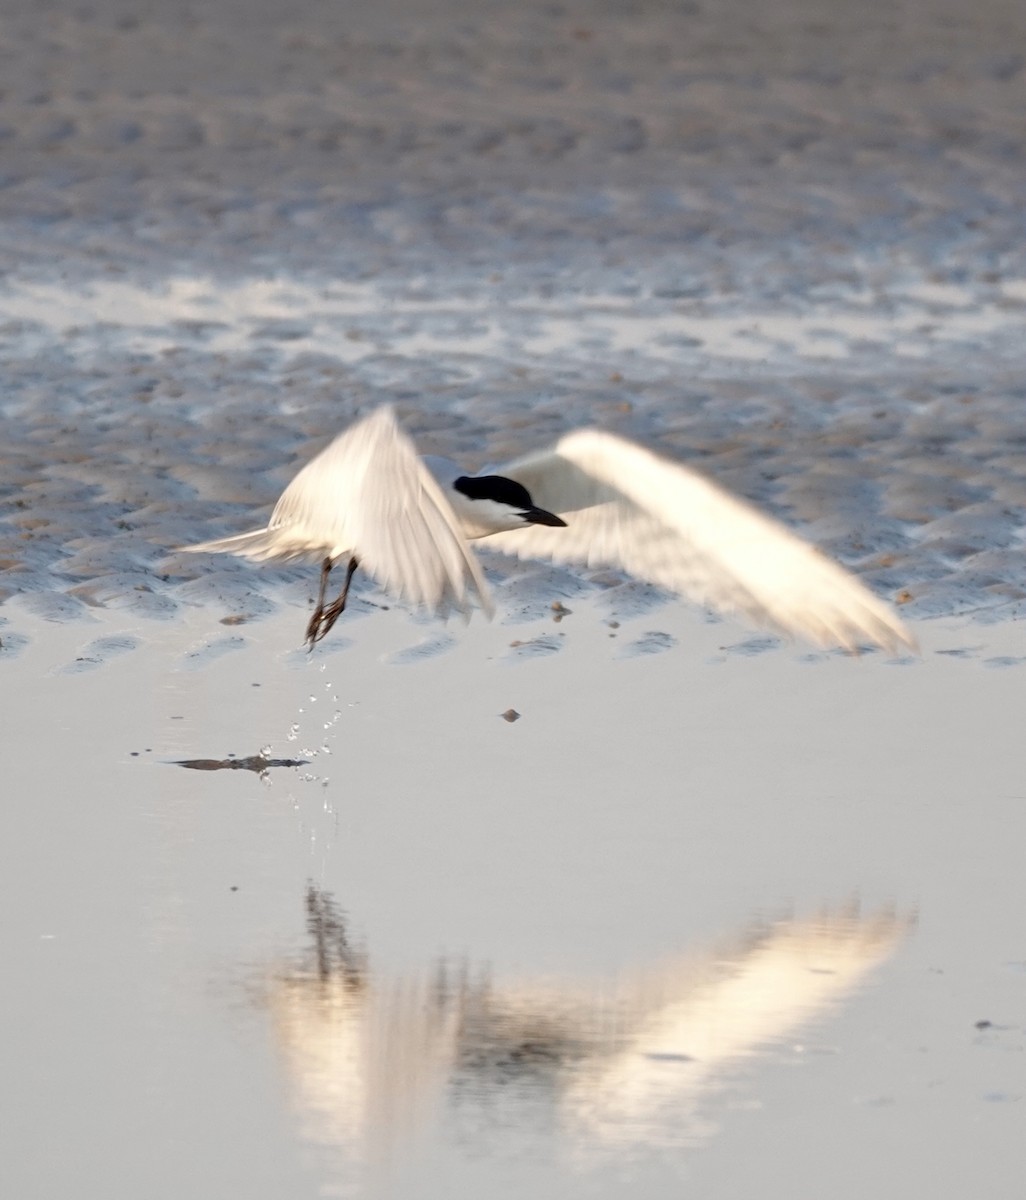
561,905,908,1152
267,888,909,1172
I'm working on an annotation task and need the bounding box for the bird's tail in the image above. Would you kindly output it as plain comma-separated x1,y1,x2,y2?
178,528,286,562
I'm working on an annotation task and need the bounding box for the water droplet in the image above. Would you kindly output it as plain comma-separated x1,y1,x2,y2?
287,723,299,742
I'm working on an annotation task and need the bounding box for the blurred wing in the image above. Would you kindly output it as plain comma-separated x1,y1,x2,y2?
487,429,913,653
190,407,492,619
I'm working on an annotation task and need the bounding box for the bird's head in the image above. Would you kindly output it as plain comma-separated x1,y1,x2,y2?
452,474,567,537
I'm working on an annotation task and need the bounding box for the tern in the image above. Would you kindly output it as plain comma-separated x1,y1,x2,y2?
182,405,914,653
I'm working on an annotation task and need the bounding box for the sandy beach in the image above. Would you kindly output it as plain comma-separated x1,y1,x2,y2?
2,0,1025,1196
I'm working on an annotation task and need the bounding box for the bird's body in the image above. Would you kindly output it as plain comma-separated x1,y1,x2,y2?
182,405,915,654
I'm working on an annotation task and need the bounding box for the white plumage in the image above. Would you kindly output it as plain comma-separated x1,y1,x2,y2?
182,405,915,653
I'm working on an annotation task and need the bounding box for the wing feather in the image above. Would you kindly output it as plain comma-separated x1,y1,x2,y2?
185,407,493,619
487,429,914,653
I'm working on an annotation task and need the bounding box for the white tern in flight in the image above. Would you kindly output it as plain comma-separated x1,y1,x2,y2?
183,405,914,653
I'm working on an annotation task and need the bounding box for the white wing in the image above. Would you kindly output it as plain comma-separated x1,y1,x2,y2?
486,429,914,653
185,407,493,619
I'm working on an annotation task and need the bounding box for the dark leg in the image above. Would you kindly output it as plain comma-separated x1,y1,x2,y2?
307,555,359,648
305,557,333,648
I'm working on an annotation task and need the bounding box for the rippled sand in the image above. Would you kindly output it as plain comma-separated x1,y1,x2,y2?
2,0,1026,647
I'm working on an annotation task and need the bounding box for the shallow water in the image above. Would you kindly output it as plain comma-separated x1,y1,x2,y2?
3,604,1026,1198
2,0,1026,1195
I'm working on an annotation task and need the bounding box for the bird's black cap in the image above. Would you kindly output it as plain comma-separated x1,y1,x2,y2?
453,474,567,526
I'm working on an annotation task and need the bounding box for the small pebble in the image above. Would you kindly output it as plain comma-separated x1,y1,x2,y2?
500,708,521,723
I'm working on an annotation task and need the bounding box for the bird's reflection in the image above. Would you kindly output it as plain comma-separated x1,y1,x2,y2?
267,886,909,1176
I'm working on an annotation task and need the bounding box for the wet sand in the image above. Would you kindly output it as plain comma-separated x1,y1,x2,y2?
2,0,1026,1195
